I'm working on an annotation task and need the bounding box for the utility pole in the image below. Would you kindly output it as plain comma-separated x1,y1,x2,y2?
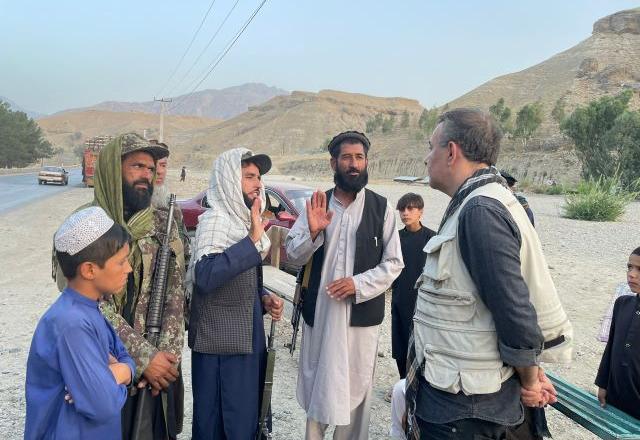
153,97,172,142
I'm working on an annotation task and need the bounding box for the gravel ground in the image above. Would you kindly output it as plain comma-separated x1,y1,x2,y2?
1,168,638,439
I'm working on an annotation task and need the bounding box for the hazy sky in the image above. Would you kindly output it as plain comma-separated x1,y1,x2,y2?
2,0,638,114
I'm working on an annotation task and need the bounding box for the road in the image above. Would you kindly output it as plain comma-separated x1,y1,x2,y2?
0,168,83,214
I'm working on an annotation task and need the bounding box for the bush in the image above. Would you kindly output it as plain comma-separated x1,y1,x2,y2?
563,175,639,222
529,183,567,195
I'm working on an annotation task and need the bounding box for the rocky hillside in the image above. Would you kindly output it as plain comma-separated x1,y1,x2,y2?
59,83,288,120
446,8,640,147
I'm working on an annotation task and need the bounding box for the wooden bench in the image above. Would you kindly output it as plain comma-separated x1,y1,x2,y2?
546,371,640,439
262,225,296,304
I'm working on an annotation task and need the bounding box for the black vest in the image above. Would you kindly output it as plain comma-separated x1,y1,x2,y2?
302,188,387,327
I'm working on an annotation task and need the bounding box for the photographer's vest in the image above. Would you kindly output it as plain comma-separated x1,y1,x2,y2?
414,182,573,395
302,188,387,327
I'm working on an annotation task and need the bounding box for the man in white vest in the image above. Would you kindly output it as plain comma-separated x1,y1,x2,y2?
405,108,572,439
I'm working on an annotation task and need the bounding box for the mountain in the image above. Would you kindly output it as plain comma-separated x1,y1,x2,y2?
60,83,288,120
446,8,640,146
37,110,221,154
0,96,45,119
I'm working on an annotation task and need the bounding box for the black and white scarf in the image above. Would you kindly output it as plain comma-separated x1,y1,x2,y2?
438,166,507,232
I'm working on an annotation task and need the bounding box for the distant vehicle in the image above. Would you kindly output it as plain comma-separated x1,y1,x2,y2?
38,166,69,185
179,182,314,274
82,135,114,187
393,175,430,185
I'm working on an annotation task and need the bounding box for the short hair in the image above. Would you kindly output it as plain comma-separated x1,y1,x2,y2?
56,222,131,279
436,108,502,166
396,192,424,211
632,247,640,257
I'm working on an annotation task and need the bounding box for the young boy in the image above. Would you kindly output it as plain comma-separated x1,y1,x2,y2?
595,246,640,419
25,207,135,439
391,193,435,378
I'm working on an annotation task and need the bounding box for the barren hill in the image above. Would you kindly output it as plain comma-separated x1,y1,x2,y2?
38,110,221,153
60,83,288,120
446,8,640,144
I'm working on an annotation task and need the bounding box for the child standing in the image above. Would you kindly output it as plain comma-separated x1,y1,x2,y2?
595,246,640,419
25,207,135,439
391,193,435,378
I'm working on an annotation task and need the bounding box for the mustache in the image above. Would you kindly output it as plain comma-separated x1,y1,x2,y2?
133,178,151,187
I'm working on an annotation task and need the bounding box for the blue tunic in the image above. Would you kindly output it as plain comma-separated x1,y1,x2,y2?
191,236,268,440
25,288,135,440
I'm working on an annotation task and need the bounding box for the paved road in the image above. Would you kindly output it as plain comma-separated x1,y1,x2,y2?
0,168,83,214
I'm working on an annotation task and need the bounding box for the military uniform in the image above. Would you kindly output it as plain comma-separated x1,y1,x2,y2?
53,133,186,439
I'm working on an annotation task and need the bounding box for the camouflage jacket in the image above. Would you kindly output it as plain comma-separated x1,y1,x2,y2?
55,208,186,380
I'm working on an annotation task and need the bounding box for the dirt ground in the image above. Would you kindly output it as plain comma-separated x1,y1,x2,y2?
1,167,637,439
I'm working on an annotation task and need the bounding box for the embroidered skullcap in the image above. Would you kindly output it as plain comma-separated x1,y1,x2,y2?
54,207,115,255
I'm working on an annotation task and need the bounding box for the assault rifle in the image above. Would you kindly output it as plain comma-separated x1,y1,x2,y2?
286,262,312,355
257,319,277,439
130,194,176,440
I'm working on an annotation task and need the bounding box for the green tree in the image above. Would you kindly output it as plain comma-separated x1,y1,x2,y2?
561,90,637,183
0,101,54,168
513,102,543,151
418,107,439,133
400,110,410,128
381,115,395,133
489,98,512,134
551,98,566,126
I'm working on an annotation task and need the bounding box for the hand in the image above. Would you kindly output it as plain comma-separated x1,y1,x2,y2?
137,378,160,397
262,293,284,321
306,191,333,240
108,353,118,364
598,387,607,408
249,198,269,243
326,277,356,300
142,351,179,391
538,369,558,405
109,362,133,386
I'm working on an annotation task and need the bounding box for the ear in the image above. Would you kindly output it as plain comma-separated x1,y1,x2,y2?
77,261,98,281
447,141,460,166
330,157,337,172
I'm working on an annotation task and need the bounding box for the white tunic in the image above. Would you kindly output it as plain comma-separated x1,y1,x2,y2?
285,189,404,425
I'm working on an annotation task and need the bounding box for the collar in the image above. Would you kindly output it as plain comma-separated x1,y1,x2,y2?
63,287,99,308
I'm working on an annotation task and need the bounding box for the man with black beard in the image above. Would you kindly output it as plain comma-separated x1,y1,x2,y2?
54,133,187,439
285,131,404,439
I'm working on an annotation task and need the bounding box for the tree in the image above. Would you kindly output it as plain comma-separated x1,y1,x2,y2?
561,90,637,183
381,115,395,133
551,98,566,126
400,110,410,128
513,102,543,151
418,107,439,133
489,98,512,134
0,101,54,168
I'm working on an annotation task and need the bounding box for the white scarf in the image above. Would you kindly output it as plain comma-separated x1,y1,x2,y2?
186,148,271,296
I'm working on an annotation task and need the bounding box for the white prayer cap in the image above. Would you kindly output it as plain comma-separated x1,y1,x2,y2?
54,207,115,255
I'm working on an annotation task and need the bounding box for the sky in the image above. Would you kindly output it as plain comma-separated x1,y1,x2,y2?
2,0,638,115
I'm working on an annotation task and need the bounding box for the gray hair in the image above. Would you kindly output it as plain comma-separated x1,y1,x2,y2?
437,108,502,166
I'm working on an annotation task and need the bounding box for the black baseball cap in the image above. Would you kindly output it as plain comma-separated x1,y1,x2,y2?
500,170,517,186
241,151,272,175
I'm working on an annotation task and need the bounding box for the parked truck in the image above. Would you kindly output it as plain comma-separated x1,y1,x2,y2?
82,136,113,187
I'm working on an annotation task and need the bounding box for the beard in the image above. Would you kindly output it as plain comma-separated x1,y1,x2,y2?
334,167,368,193
243,192,254,209
123,178,153,214
151,183,170,209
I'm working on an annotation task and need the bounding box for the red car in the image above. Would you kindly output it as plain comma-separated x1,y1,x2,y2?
178,182,314,274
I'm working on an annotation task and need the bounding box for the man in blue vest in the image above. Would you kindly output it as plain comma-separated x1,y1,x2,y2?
285,131,404,439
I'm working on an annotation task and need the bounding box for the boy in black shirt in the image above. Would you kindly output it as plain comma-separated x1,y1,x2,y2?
596,246,640,419
391,193,435,378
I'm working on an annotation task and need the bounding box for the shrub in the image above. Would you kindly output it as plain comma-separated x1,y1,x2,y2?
563,175,639,222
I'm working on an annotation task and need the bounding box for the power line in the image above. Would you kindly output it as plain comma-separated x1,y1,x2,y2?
155,0,218,97
166,0,241,99
169,0,268,113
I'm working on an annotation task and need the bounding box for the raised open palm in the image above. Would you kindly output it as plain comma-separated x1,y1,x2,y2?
307,190,333,238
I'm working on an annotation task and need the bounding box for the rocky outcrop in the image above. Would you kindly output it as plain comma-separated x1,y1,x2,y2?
593,8,640,35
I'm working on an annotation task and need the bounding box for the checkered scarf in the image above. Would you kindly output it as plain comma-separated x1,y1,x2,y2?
185,148,270,297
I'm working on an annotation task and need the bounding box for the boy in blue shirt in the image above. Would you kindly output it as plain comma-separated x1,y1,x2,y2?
25,207,136,439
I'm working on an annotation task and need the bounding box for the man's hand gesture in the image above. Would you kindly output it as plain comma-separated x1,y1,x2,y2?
249,198,269,243
307,190,333,241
